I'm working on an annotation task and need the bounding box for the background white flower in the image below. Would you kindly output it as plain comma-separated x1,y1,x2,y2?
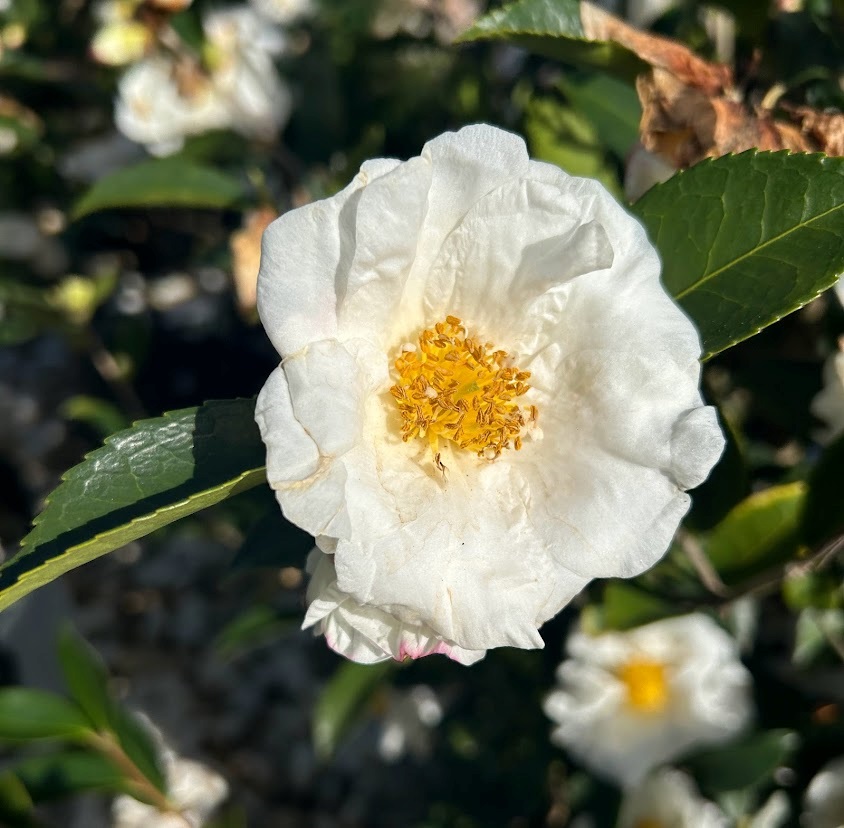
248,0,313,24
616,768,728,828
255,124,724,665
115,6,290,156
378,684,443,762
803,756,844,828
810,339,844,444
543,613,752,786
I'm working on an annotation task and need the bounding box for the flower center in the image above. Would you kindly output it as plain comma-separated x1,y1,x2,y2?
389,315,533,461
633,821,665,828
617,658,669,714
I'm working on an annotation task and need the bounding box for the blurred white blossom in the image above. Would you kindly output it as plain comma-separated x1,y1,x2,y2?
810,339,844,444
255,124,724,665
544,613,752,787
248,0,313,24
378,684,443,762
372,0,482,43
803,756,844,828
617,768,728,828
115,6,290,156
111,715,228,828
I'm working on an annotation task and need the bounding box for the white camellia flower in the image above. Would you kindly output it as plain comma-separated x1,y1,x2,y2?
255,124,725,665
803,756,844,828
811,339,844,444
616,768,728,828
115,6,290,156
543,613,752,786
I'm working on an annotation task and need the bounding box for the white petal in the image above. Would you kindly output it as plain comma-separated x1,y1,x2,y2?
258,158,401,356
303,550,485,665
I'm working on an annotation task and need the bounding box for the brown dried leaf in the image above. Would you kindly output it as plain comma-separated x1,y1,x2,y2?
786,106,844,157
230,207,276,318
581,0,732,94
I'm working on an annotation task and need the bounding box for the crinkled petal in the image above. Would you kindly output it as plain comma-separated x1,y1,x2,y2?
258,158,402,356
303,550,485,665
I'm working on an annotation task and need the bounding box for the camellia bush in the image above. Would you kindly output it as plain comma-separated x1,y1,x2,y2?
1,0,844,825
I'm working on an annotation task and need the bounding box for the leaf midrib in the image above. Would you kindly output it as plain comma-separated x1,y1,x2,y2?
673,199,844,300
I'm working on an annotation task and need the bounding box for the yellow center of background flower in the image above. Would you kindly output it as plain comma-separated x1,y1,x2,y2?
389,315,532,461
633,821,665,828
617,658,669,714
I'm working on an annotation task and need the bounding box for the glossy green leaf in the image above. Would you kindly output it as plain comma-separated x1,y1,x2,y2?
313,661,395,760
0,689,91,741
633,151,844,359
57,626,115,732
457,0,646,81
704,482,806,585
685,729,797,795
0,399,266,613
14,750,127,801
71,159,244,219
802,429,844,547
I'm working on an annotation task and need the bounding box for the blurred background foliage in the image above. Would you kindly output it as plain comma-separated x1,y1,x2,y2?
1,0,844,825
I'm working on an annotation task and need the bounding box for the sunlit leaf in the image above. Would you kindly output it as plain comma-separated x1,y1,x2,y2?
634,151,844,359
458,0,646,80
704,482,806,585
0,399,266,613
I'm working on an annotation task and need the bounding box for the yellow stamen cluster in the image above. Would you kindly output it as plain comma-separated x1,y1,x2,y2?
617,658,670,715
389,316,532,461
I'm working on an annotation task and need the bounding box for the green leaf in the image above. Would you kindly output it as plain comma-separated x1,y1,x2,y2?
0,399,266,613
106,708,166,793
14,750,127,801
57,626,115,733
60,395,129,438
313,661,395,760
556,72,641,159
214,604,296,659
458,0,647,81
524,95,622,196
0,771,35,828
685,730,797,795
597,581,677,631
802,430,844,547
71,159,244,219
633,151,844,359
704,482,806,585
793,608,844,665
0,689,92,741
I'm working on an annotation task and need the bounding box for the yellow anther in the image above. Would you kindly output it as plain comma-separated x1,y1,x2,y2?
390,316,532,460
